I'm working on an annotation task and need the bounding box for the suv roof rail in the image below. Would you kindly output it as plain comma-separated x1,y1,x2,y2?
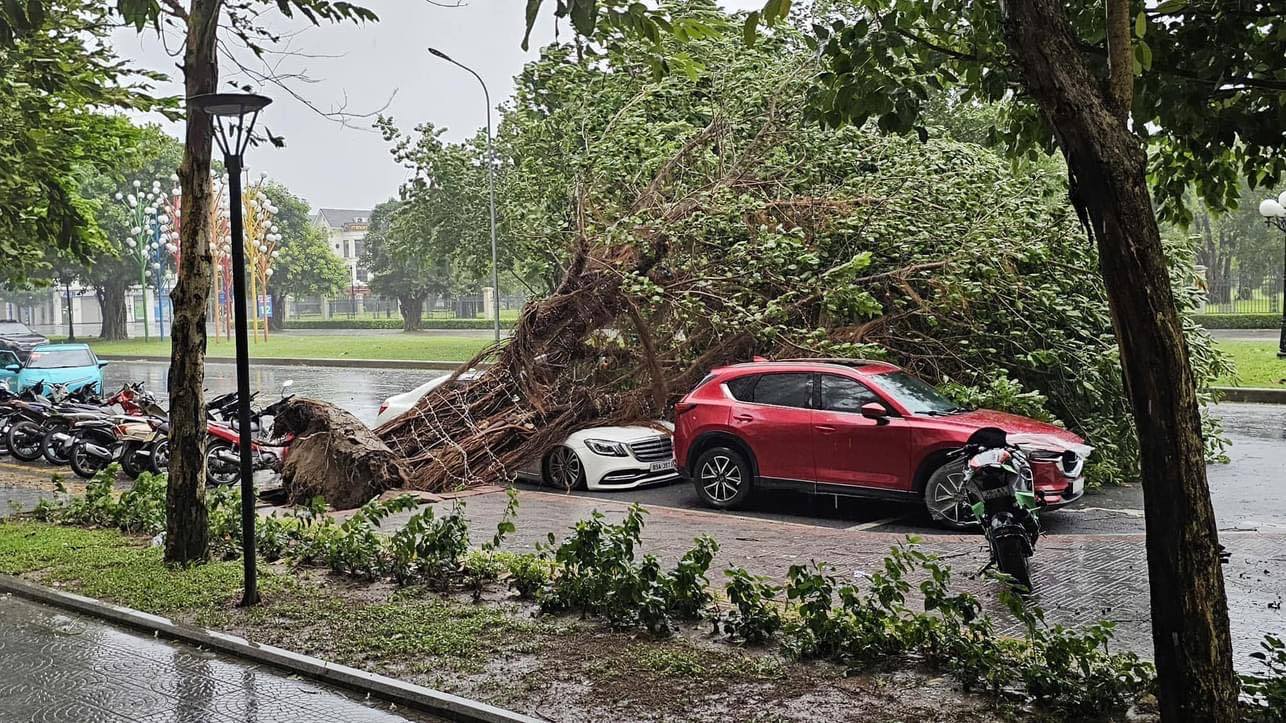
772,357,894,367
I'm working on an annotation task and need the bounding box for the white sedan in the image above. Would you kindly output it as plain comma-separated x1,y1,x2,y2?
374,374,679,491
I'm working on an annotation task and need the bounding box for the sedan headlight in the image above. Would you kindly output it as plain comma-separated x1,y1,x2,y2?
584,438,628,457
1059,450,1085,478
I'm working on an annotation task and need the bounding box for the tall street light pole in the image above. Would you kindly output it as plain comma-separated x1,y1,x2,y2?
428,47,501,343
1257,190,1286,359
191,92,273,607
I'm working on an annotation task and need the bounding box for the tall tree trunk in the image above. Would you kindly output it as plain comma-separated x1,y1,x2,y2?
165,0,219,565
999,2,1236,720
269,291,285,331
96,281,129,340
399,294,424,331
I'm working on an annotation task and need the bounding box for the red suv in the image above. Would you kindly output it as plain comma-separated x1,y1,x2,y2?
672,359,1089,528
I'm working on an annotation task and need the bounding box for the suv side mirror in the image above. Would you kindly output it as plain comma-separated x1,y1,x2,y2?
860,402,889,423
3,363,19,372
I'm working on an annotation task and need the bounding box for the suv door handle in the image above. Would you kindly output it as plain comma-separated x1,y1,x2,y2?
815,424,836,433
733,413,754,422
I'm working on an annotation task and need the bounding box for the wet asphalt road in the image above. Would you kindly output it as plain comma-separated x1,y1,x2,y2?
0,594,438,723
94,361,1286,536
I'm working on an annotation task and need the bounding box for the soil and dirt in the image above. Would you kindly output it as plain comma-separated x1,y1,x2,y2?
271,397,410,509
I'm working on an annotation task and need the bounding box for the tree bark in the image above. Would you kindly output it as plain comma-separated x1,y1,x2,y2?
164,0,219,565
998,2,1236,720
399,294,424,331
1104,0,1133,120
269,291,285,331
96,281,129,340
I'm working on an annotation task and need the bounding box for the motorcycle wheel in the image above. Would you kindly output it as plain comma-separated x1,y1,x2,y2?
205,440,240,486
6,421,44,462
40,423,72,465
119,441,143,480
994,536,1032,592
148,438,170,475
69,443,108,480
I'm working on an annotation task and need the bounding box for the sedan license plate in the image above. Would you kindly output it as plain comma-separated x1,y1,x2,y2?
649,459,676,473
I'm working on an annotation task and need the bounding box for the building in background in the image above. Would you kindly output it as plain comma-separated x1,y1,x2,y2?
312,208,373,291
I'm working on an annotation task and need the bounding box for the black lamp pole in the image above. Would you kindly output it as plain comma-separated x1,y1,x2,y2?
191,92,272,606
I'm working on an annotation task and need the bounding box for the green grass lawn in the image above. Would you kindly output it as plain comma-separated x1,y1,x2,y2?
1214,340,1286,387
80,333,496,362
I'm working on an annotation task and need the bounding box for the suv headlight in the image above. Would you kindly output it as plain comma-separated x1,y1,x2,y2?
584,439,628,457
1060,450,1085,478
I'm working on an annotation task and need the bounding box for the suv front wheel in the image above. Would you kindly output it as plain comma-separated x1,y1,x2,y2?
693,446,753,509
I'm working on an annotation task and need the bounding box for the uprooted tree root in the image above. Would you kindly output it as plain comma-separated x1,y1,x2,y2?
272,398,411,509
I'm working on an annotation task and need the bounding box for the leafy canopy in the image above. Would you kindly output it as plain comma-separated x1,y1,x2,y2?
523,0,1286,226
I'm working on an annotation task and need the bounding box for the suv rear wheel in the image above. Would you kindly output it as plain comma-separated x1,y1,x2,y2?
693,446,752,509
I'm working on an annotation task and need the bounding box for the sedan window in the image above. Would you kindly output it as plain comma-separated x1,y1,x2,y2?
820,374,880,413
751,373,812,408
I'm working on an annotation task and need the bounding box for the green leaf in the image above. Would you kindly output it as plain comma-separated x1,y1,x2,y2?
1134,11,1146,38
1134,40,1152,72
742,10,759,46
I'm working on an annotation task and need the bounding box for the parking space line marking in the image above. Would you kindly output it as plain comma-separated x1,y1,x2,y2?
847,515,904,531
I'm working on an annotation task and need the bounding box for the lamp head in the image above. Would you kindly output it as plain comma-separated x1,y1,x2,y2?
1260,198,1286,219
190,92,273,159
427,47,451,61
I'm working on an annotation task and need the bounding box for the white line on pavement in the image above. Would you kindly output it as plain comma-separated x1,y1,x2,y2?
847,515,905,531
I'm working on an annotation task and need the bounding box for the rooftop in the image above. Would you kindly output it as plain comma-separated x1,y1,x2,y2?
315,208,373,228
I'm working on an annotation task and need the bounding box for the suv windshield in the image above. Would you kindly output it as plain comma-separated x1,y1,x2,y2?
26,349,95,369
868,371,968,415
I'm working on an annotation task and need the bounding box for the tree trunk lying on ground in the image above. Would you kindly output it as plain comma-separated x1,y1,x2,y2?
272,398,410,509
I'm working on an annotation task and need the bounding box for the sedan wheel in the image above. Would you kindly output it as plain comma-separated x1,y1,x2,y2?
924,460,977,530
545,446,585,490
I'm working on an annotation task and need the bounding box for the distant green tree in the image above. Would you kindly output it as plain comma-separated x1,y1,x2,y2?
75,124,184,340
261,184,348,329
362,200,453,331
0,1,164,284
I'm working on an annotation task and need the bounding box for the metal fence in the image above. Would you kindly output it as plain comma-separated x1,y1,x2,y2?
1200,273,1283,315
288,293,528,321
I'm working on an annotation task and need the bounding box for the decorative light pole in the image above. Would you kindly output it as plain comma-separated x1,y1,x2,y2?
154,174,183,338
1257,190,1286,359
242,176,279,342
428,47,501,342
114,181,161,341
191,91,273,607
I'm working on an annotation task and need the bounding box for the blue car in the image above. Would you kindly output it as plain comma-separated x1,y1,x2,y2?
0,343,106,395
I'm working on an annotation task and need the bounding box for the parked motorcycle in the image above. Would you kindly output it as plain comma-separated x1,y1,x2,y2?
40,383,154,466
4,383,67,462
204,381,295,486
953,426,1041,591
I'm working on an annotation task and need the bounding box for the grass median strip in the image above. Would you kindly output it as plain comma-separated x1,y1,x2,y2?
1,520,978,721
1215,340,1286,388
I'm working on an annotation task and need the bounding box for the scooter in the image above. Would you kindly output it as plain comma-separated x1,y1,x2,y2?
204,381,295,486
953,426,1042,591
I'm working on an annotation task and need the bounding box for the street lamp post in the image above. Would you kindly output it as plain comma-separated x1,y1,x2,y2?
191,92,273,607
1257,190,1286,359
428,47,501,343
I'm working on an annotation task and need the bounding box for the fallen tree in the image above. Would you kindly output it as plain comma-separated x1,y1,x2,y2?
376,28,1229,492
273,398,409,509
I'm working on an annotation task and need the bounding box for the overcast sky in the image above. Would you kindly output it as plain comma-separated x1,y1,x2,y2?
112,1,760,213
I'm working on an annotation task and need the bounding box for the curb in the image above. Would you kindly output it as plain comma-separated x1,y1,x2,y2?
0,574,539,723
98,354,479,371
1213,386,1286,404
